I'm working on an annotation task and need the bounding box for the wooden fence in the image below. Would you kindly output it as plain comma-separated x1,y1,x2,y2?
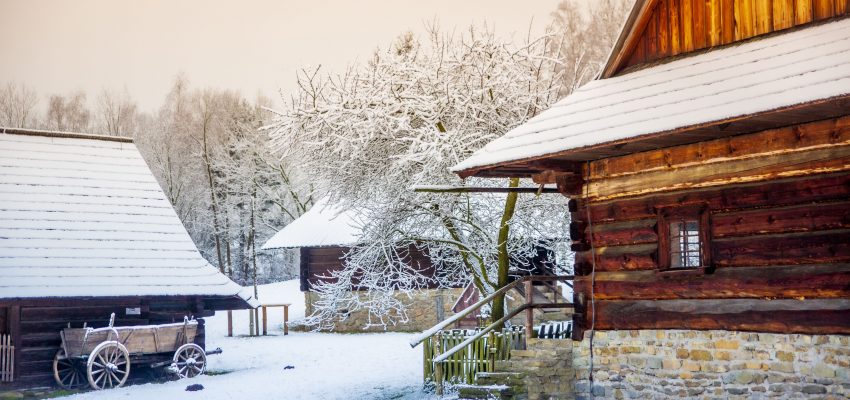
1,334,13,383
423,327,524,386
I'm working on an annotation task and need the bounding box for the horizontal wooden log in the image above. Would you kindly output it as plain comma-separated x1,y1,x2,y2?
574,243,657,273
589,116,850,180
590,218,657,246
576,263,850,300
712,200,850,237
589,306,850,334
587,142,850,201
588,172,850,223
21,304,147,320
713,230,850,267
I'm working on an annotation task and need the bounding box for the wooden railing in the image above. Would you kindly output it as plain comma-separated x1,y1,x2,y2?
423,327,524,385
0,334,13,383
411,275,574,394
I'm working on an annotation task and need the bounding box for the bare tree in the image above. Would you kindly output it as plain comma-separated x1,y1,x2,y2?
0,82,38,128
96,87,138,135
46,91,91,132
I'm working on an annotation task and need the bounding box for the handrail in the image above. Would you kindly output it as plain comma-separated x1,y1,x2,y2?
408,279,523,348
433,304,530,363
409,275,574,348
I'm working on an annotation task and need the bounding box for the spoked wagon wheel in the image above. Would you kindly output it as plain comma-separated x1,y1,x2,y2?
172,343,206,378
53,349,86,389
86,341,130,390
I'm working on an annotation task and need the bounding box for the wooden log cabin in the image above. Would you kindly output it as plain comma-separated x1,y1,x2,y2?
452,0,850,397
0,128,255,388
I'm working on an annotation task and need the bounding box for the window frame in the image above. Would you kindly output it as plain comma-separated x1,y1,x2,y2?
656,203,712,273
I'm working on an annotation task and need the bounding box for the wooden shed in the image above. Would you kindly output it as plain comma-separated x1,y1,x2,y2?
453,2,850,339
0,128,255,387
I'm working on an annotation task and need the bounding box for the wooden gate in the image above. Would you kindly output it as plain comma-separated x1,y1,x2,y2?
0,334,13,383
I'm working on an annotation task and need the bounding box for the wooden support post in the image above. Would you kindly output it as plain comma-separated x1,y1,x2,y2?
254,308,260,336
262,306,268,336
434,332,443,396
248,308,255,337
283,305,289,335
524,280,535,339
227,310,233,337
488,330,497,372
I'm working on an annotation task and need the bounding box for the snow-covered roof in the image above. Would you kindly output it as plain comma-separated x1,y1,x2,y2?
452,18,850,174
0,128,256,306
262,197,362,249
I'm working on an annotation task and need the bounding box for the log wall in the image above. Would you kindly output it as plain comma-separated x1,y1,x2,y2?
568,116,850,338
620,0,850,74
0,297,209,387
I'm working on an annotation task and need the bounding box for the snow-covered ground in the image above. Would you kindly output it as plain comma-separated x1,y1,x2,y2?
60,279,436,400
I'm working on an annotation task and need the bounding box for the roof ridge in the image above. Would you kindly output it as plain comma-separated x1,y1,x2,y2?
1,127,133,143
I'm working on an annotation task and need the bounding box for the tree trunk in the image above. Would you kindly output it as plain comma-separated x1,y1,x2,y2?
490,177,520,328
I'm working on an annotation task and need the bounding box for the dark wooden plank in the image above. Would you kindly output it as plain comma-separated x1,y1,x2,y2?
590,219,658,246
10,305,20,381
574,244,657,273
586,300,850,334
713,230,850,267
580,263,850,300
712,200,850,237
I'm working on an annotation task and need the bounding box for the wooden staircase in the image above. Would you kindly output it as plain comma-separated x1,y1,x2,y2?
457,338,574,400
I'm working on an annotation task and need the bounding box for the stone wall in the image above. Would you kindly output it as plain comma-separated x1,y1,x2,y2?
304,288,465,332
571,330,850,399
519,338,576,400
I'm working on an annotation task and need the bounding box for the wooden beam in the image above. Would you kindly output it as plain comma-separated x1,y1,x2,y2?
412,185,559,194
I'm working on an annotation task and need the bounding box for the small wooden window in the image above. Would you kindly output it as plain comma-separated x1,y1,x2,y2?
657,204,711,271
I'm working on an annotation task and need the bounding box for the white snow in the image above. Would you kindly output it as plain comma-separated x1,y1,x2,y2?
59,279,435,400
0,131,251,305
261,197,363,249
452,18,850,173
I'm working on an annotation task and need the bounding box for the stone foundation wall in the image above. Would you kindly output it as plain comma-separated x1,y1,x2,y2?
571,330,850,399
304,288,465,332
521,338,576,400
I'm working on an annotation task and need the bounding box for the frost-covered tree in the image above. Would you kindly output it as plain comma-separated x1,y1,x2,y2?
46,91,91,132
96,87,138,135
549,0,634,93
267,26,574,330
0,82,38,128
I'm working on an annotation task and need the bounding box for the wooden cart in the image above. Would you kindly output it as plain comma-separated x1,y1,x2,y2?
53,314,213,390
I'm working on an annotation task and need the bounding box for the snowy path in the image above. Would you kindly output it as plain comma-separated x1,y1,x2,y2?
60,280,437,400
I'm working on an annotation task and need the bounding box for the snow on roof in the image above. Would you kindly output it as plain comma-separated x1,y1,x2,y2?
452,18,850,174
262,197,362,249
0,129,255,305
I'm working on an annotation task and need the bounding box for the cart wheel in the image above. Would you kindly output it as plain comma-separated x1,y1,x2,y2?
172,343,206,378
53,349,85,389
86,341,130,390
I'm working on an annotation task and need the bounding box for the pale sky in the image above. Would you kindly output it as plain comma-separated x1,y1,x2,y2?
0,0,560,112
